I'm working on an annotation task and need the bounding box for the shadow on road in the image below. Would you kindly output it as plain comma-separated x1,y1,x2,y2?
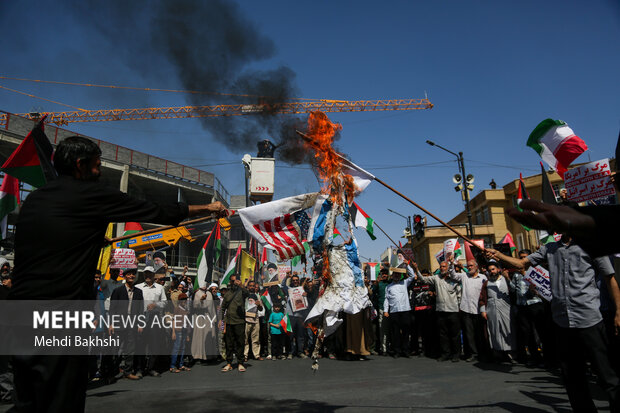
89,390,343,413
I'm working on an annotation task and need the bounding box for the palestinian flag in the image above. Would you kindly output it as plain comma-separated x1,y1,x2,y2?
261,289,273,312
219,244,241,287
119,222,143,248
0,174,19,240
517,174,530,231
259,247,268,269
499,233,517,253
527,119,587,179
195,222,221,289
280,313,293,336
367,262,380,281
350,202,376,240
1,117,55,188
540,162,558,205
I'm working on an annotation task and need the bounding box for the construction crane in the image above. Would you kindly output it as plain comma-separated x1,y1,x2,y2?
1,98,433,126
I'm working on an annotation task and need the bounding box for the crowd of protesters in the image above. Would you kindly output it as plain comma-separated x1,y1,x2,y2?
2,240,619,411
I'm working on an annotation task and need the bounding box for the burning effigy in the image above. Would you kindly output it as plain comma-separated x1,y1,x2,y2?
237,111,375,366
302,112,372,339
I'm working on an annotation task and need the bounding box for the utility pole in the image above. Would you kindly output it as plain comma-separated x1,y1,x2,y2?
426,141,475,238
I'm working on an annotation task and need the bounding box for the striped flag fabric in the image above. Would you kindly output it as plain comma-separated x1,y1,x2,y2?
367,262,380,281
261,289,273,312
1,117,56,188
0,174,19,240
195,222,221,289
238,193,318,261
219,245,241,287
499,233,517,253
350,202,376,240
280,313,293,336
517,174,530,231
527,119,588,179
540,162,558,205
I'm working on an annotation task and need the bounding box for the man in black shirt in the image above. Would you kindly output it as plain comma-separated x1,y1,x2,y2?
9,136,227,412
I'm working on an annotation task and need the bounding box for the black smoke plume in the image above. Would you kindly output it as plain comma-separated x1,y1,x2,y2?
72,0,324,164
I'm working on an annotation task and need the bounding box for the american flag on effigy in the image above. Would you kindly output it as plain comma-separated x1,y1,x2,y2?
252,210,311,260
238,193,319,261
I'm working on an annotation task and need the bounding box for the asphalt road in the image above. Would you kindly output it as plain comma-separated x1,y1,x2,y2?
0,356,611,412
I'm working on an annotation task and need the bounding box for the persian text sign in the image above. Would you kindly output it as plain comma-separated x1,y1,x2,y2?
564,158,614,203
523,265,552,301
110,249,137,269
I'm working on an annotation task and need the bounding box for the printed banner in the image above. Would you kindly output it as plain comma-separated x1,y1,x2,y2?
564,158,615,203
277,265,291,283
523,265,552,301
109,249,137,269
289,286,308,312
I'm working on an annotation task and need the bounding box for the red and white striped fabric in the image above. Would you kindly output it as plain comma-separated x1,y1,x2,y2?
238,193,319,261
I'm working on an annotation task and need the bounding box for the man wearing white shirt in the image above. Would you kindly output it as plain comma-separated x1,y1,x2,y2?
135,266,167,377
383,264,416,358
450,260,487,362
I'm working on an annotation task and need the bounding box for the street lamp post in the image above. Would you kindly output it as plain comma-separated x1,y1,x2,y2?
426,140,474,238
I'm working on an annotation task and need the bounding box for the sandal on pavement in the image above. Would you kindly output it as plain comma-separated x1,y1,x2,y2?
238,364,246,372
169,368,181,373
180,366,191,371
221,365,233,372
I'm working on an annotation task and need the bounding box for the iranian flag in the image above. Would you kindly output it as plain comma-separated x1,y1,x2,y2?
1,116,55,188
280,313,293,336
0,174,19,240
219,244,241,287
499,233,517,253
517,174,530,231
350,202,376,240
261,289,273,312
367,262,380,281
527,119,588,179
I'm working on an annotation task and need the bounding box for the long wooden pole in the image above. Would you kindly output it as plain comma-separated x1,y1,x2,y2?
106,214,219,244
295,130,484,251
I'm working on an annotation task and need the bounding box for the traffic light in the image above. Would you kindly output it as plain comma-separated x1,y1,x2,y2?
413,214,424,240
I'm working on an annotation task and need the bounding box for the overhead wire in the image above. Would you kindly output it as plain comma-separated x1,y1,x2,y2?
0,84,87,111
0,75,322,101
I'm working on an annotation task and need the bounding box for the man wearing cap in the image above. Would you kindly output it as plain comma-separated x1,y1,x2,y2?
9,136,228,412
383,264,417,358
135,266,167,376
109,268,143,380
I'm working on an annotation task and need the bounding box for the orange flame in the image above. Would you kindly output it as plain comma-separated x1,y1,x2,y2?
306,111,356,204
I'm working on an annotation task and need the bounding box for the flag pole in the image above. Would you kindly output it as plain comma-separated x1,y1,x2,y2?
295,130,484,252
107,213,220,244
373,221,416,262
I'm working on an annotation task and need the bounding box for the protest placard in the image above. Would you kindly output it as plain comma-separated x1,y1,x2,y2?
564,158,615,203
289,286,308,312
277,265,290,283
523,265,552,301
110,249,137,269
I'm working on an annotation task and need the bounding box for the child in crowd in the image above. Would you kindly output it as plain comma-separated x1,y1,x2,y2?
170,293,191,372
269,303,286,360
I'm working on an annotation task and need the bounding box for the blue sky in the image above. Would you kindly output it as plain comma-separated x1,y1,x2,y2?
1,0,619,262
